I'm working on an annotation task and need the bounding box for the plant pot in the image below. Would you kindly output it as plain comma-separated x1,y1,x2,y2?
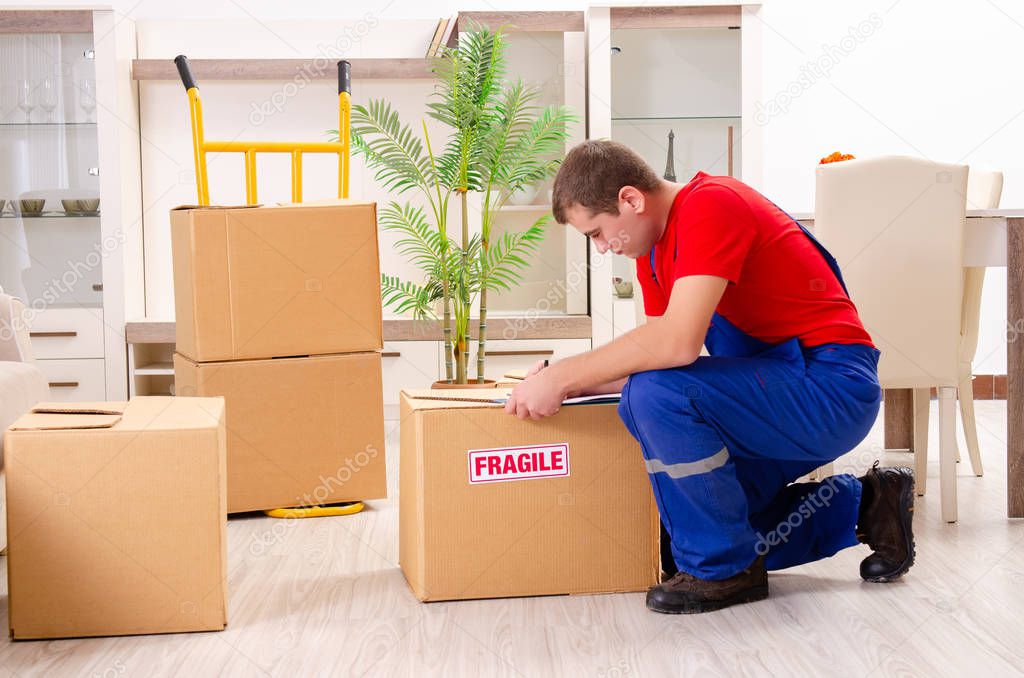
431,379,498,389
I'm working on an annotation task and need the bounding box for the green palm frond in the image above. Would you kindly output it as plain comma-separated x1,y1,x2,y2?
350,99,434,194
428,24,506,192
480,217,548,292
480,80,541,184
381,274,438,320
495,105,577,192
379,202,452,270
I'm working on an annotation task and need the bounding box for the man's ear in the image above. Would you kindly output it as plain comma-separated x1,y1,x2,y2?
618,185,645,213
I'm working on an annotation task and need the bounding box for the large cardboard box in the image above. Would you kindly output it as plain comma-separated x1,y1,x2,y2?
174,351,386,513
399,389,660,602
3,397,227,640
171,200,382,362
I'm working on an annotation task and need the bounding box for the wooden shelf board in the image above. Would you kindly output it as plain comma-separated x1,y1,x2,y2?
0,10,92,34
447,11,585,47
135,362,174,376
610,5,742,30
125,315,593,345
131,58,434,82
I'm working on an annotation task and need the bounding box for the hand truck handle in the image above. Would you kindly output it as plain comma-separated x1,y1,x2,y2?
175,54,198,91
337,60,351,95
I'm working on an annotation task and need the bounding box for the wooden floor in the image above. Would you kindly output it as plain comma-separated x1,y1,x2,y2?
2,401,1023,677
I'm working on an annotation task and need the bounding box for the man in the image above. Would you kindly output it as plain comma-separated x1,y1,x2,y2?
504,140,915,614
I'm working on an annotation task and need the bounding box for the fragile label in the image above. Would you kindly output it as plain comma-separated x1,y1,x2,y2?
468,443,570,484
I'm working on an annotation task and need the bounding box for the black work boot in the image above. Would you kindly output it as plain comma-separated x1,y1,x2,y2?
856,462,916,582
646,556,768,614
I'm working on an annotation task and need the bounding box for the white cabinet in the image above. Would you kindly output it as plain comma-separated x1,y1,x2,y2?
0,9,140,401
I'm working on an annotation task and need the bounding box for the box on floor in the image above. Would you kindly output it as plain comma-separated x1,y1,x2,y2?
171,199,382,362
3,397,227,640
174,351,386,513
399,389,660,602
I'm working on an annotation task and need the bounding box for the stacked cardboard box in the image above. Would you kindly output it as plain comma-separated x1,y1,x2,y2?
4,397,228,639
171,201,387,513
399,388,661,601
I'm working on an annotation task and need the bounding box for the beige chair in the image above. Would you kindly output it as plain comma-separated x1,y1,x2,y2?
0,288,50,554
915,169,1003,480
815,156,968,523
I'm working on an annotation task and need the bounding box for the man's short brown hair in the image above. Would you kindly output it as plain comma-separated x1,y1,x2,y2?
552,140,661,224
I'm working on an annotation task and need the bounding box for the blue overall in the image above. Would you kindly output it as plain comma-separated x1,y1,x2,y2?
619,222,882,580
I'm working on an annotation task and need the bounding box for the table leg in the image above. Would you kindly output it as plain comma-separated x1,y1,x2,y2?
1008,218,1024,517
884,389,914,450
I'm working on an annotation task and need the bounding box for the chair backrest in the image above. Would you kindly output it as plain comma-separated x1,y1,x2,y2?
960,168,1003,362
815,156,967,388
966,168,1003,211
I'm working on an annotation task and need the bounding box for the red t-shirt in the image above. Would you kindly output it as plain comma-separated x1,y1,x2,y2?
636,172,875,348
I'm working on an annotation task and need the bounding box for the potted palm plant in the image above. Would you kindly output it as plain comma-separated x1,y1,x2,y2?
347,25,575,385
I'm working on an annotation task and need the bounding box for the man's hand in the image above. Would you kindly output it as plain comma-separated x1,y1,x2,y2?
504,365,568,420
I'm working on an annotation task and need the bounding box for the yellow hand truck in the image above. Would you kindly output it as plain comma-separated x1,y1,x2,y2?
174,55,362,519
174,54,351,205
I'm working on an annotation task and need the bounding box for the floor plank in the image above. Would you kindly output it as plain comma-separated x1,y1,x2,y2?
1,401,1023,677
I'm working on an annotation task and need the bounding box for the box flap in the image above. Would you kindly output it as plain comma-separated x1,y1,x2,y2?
401,388,509,411
171,204,261,211
32,402,127,415
400,389,622,412
268,198,375,209
10,414,122,431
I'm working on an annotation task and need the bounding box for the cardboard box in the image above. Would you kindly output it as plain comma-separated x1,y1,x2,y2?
171,200,382,362
399,389,660,602
174,351,386,513
3,397,227,640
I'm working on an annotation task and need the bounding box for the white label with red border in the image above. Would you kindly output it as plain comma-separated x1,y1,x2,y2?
468,443,570,484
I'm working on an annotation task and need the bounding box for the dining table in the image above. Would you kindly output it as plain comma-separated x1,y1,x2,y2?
791,209,1024,519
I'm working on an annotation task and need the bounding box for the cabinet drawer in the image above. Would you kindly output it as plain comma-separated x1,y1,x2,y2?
469,338,591,382
36,358,106,402
381,341,441,406
27,308,104,359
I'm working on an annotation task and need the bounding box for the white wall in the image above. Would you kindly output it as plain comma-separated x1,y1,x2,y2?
72,0,1019,370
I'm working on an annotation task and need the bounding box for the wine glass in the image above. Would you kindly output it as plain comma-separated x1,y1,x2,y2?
17,79,34,123
39,78,57,123
79,79,96,123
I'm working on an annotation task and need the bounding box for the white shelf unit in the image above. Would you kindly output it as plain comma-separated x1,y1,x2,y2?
0,10,141,401
587,4,763,333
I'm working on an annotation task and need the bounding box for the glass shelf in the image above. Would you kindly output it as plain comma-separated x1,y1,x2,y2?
0,212,100,219
0,122,97,127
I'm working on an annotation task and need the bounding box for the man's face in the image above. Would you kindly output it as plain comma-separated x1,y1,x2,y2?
563,187,660,259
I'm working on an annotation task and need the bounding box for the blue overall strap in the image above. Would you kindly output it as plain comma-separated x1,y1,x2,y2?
764,197,852,299
650,246,658,284
792,219,851,297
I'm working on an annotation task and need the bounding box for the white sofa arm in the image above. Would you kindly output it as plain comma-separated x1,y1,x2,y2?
0,291,36,365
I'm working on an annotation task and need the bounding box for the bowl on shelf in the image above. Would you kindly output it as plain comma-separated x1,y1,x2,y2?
505,185,541,206
613,277,634,299
17,199,45,216
61,198,100,216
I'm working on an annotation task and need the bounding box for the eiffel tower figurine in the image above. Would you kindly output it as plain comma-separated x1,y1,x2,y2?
663,129,676,182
